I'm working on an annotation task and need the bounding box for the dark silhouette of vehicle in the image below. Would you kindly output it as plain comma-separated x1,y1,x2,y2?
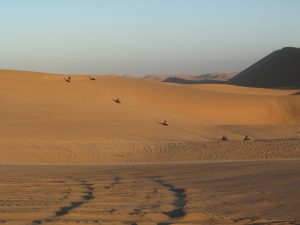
64,76,71,82
221,135,228,141
244,135,251,141
162,120,168,126
113,98,121,104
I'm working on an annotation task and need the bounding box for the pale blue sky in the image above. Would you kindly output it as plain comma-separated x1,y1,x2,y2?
0,0,299,75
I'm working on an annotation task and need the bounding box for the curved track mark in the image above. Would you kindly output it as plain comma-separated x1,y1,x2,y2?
154,179,187,219
31,180,94,224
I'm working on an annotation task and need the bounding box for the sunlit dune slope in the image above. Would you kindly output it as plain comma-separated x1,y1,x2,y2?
191,84,298,96
0,70,300,164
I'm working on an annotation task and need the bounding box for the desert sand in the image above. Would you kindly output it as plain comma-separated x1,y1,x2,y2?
1,161,300,225
1,69,300,225
0,69,300,164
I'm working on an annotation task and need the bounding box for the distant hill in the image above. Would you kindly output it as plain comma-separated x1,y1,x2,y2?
229,47,300,88
143,72,237,84
163,77,227,84
143,74,173,82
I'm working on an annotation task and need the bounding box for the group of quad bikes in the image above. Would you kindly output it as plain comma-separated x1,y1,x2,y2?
64,76,96,82
222,135,251,142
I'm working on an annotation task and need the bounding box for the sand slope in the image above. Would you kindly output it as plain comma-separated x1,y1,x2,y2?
0,70,300,164
229,47,300,88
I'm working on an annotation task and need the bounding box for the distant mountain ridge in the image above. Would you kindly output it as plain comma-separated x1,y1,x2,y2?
163,77,227,84
143,72,237,84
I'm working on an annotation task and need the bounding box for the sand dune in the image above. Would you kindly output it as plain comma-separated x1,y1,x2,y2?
229,47,300,88
191,84,298,96
0,70,300,164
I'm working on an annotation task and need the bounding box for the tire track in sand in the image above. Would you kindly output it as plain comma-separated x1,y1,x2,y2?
152,177,187,225
31,180,94,224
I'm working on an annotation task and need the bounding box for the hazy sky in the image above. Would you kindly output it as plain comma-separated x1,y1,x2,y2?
0,0,300,75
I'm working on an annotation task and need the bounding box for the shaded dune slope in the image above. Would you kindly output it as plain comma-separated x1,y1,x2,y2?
229,47,300,88
293,91,300,95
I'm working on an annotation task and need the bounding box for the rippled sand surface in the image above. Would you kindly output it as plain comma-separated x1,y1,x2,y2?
1,161,300,225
